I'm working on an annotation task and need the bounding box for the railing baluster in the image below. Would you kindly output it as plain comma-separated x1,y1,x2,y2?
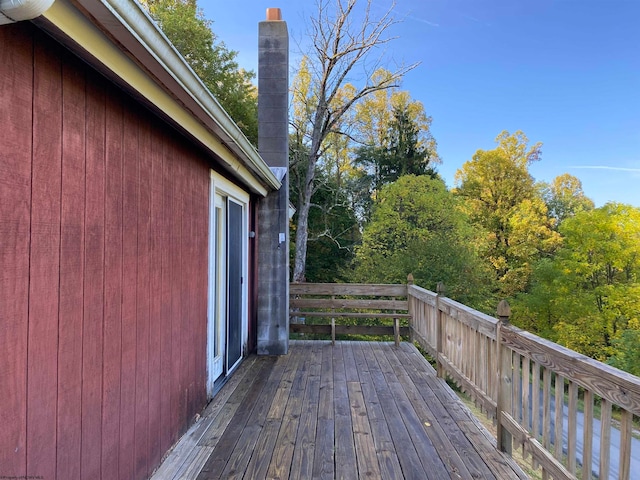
600,398,612,480
619,409,632,480
542,367,552,450
496,300,513,457
522,357,531,460
567,380,578,474
554,374,564,463
541,367,552,480
497,341,513,455
532,361,541,469
582,389,593,480
435,283,444,377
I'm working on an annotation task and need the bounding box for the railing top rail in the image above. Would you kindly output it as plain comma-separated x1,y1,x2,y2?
407,284,437,305
290,283,408,297
502,324,640,415
408,284,498,339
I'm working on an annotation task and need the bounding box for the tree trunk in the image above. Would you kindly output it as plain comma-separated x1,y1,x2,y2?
293,198,310,283
292,149,318,283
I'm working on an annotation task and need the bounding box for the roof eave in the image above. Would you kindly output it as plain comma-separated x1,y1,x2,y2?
40,0,281,194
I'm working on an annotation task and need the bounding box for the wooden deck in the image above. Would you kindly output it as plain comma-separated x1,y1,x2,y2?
150,341,527,479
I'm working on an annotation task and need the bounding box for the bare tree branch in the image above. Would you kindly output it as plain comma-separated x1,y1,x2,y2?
292,0,419,282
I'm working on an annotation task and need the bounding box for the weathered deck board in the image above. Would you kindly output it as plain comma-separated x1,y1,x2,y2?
151,341,526,480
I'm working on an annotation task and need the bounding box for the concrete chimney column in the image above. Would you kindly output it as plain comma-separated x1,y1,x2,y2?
257,8,289,355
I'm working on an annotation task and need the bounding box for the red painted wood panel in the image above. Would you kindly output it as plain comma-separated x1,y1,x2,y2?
190,166,200,414
170,139,183,443
3,22,216,480
120,107,139,480
56,59,86,480
101,87,124,480
0,24,33,476
147,125,164,469
160,134,174,455
180,146,191,428
26,37,62,480
135,117,151,480
81,77,106,480
197,164,209,405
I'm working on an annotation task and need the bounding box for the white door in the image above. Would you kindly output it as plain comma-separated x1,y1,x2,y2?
207,172,249,398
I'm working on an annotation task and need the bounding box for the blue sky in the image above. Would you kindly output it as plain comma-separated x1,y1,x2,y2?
201,0,640,207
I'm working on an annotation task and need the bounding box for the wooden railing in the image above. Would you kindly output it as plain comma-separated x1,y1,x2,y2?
289,283,411,346
408,281,640,480
288,280,640,478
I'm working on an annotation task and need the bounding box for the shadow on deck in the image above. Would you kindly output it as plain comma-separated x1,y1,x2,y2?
151,341,526,479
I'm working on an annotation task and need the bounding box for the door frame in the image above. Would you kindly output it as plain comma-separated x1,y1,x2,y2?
207,171,249,398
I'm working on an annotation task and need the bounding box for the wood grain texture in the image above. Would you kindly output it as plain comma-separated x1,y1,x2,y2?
290,297,409,310
147,122,164,471
155,341,524,480
119,106,139,480
102,87,124,480
135,116,152,480
2,23,215,480
290,283,408,296
501,325,640,415
56,58,86,480
0,22,33,478
160,131,173,457
81,74,107,480
26,37,62,480
290,324,410,336
169,139,182,448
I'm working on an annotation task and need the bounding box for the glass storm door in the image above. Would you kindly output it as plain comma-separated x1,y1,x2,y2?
207,174,248,398
226,199,243,372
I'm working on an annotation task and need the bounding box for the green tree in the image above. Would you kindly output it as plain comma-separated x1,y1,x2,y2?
351,87,440,226
454,131,560,297
513,203,640,362
353,87,439,207
351,176,495,309
355,103,439,189
540,173,594,227
608,319,640,376
290,170,360,283
144,0,258,143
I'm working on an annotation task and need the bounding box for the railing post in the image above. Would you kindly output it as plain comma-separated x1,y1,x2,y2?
331,294,336,346
496,299,513,456
407,274,414,343
435,282,445,378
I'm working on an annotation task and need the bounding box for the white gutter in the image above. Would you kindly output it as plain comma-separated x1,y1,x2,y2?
0,0,54,24
73,0,281,192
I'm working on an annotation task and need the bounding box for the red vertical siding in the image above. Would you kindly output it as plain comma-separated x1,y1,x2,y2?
180,142,191,428
82,76,107,479
1,21,233,480
170,139,183,442
135,118,152,480
160,136,174,455
26,40,62,480
120,108,139,480
102,88,124,480
197,173,208,400
0,24,32,476
57,59,86,480
147,128,164,470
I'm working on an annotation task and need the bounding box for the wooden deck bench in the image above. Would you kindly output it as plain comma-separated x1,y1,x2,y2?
289,283,411,346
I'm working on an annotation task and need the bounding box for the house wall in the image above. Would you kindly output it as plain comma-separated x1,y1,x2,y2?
0,23,211,480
